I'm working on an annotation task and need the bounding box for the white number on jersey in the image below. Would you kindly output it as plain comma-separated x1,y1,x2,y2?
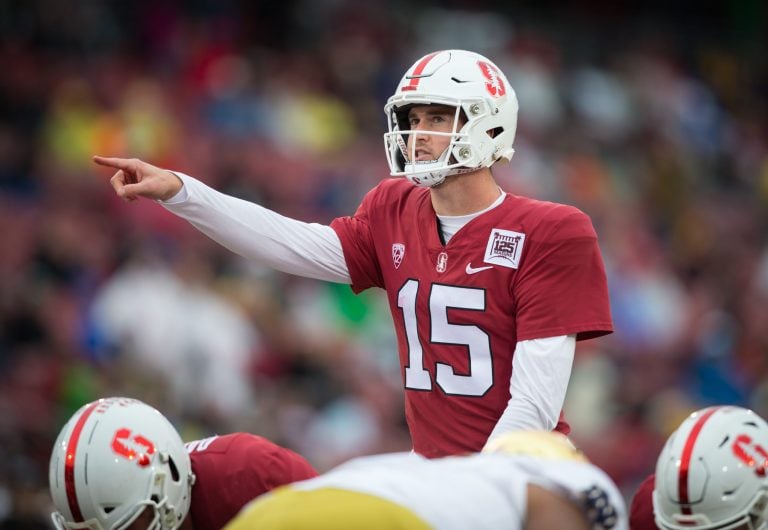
397,280,492,396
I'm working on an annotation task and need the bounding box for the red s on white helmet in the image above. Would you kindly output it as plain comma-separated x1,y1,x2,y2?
383,49,518,187
653,406,768,530
49,397,195,530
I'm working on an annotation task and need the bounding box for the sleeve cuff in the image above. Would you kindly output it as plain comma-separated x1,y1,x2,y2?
160,171,191,204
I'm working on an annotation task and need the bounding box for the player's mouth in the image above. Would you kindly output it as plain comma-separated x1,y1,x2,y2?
413,149,435,162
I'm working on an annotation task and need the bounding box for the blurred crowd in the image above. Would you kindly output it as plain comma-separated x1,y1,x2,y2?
0,0,766,527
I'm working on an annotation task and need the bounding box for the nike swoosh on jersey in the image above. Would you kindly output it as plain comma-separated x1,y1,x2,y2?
465,263,494,274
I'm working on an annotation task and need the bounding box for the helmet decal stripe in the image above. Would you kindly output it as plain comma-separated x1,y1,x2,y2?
64,401,100,522
678,406,721,515
401,52,439,92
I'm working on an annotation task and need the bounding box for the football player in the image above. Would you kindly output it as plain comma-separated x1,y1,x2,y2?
48,397,318,530
93,49,612,457
223,430,627,530
629,405,768,530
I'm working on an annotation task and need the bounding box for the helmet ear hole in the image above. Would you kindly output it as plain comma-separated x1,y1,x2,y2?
168,456,180,482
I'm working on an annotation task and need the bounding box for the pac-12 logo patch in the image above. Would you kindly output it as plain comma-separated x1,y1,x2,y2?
392,243,405,269
484,229,525,269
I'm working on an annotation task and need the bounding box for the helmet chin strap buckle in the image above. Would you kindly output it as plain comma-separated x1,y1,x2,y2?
407,172,445,188
403,146,454,187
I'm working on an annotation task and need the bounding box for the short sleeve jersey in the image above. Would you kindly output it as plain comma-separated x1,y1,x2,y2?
187,433,318,529
331,179,612,457
629,474,658,530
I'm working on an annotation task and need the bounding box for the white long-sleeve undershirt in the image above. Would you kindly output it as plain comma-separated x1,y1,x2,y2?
164,173,351,283
485,334,576,445
162,173,574,441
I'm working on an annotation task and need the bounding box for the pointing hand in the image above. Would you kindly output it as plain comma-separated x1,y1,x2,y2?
93,156,183,202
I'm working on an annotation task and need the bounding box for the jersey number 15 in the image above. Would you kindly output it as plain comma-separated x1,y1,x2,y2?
397,280,493,397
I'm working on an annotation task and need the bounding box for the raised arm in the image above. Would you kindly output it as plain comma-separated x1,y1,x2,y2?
93,156,351,283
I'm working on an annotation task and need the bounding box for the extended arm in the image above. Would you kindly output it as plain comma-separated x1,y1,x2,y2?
163,174,350,283
485,334,576,443
93,156,351,283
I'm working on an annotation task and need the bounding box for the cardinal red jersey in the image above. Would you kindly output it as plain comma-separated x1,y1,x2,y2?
331,178,612,457
629,474,658,530
187,433,318,529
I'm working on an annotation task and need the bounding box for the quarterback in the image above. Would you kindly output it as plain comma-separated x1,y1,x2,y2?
48,397,318,530
93,49,612,457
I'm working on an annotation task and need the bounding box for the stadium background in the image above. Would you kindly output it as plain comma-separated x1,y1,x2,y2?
0,0,766,526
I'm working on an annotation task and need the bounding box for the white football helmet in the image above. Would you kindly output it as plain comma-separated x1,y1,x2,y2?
384,49,518,187
653,406,768,530
49,397,195,530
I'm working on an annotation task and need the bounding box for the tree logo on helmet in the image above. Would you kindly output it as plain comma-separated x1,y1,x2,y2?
732,434,768,477
477,61,506,97
111,428,156,467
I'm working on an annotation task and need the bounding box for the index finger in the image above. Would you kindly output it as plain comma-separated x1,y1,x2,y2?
92,155,137,171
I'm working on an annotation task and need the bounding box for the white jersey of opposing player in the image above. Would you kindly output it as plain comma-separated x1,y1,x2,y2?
290,451,627,530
